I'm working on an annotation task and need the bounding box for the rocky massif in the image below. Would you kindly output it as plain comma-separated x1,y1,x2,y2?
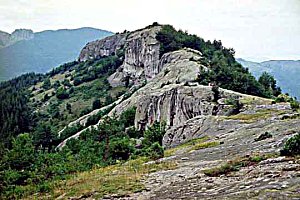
55,24,300,199
0,29,34,48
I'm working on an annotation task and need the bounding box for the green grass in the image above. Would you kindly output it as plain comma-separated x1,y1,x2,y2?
164,136,220,157
24,157,177,199
226,109,287,122
188,141,220,152
203,154,268,177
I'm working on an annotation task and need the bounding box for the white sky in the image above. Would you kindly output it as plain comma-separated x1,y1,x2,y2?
0,0,299,62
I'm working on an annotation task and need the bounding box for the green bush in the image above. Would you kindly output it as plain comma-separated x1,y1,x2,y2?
56,87,69,99
126,127,143,139
143,122,166,147
92,99,101,110
120,107,137,128
280,133,300,156
290,100,300,111
225,97,243,115
42,78,51,90
144,142,164,159
109,137,135,161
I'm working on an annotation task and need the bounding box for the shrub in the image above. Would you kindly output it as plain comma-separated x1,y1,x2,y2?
225,97,243,115
73,77,82,86
109,137,135,161
280,133,300,156
290,100,300,111
126,127,143,139
42,78,51,90
120,107,137,128
56,87,69,99
92,99,101,110
143,122,166,147
144,142,164,159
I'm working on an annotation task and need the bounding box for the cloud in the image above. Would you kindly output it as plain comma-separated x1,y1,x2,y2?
0,0,299,61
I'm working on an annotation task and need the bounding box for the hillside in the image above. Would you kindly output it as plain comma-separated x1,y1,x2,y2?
0,28,113,81
237,58,300,99
0,23,299,199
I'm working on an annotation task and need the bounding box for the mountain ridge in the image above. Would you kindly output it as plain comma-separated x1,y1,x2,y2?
0,27,113,81
237,58,300,99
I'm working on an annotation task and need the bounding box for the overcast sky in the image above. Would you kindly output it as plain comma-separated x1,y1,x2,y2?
0,0,299,62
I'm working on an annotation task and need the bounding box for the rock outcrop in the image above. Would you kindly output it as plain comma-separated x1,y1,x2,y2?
79,25,162,86
78,33,127,62
58,43,272,149
57,25,274,150
0,29,34,48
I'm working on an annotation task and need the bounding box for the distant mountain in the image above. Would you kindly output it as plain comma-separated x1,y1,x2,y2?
237,58,300,99
0,28,113,81
0,29,34,48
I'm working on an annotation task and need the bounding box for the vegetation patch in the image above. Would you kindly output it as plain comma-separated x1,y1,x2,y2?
188,141,220,152
156,25,282,98
226,109,286,122
30,158,177,199
164,136,211,157
203,154,268,177
280,133,300,156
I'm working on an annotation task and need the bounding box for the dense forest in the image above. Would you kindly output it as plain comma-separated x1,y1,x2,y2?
0,24,298,199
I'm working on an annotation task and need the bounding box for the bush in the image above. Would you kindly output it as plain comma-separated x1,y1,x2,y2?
109,137,135,161
42,78,51,90
225,97,243,115
92,99,101,110
144,142,164,159
56,87,69,99
120,107,137,128
126,127,143,139
280,133,300,156
143,122,166,147
73,77,82,86
290,100,300,111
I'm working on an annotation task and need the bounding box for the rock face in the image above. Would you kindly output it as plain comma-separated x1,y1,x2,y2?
59,25,272,150
79,25,162,86
0,31,10,48
0,29,34,48
78,33,127,62
122,26,162,81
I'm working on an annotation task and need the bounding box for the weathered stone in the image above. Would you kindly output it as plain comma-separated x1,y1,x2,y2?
78,33,127,62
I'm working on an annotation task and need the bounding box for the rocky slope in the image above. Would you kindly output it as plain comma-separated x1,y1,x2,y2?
126,109,300,200
51,24,300,199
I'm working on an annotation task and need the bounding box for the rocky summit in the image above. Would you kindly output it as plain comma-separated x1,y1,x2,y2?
0,29,34,48
1,23,299,199
52,24,300,199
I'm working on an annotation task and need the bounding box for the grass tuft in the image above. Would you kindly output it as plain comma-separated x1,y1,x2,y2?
203,154,267,177
164,136,210,157
188,141,220,152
